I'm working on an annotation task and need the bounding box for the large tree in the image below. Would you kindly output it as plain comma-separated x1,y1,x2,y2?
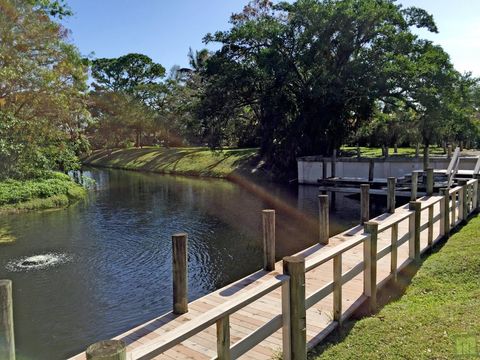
197,0,460,176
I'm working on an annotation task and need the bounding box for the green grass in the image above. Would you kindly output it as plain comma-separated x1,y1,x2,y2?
83,147,259,178
340,146,445,158
310,215,480,360
0,172,86,213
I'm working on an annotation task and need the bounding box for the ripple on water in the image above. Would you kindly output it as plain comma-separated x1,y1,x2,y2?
6,253,72,272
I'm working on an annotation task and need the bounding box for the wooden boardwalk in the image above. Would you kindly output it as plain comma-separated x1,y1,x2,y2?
70,180,478,360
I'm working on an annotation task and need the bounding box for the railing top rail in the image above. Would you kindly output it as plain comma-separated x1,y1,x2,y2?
305,233,368,272
375,210,412,233
449,186,462,195
419,195,443,210
467,178,478,186
131,273,288,360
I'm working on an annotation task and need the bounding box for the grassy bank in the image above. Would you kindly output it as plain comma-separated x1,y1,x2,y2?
311,215,480,359
83,147,259,178
340,146,445,158
0,172,86,214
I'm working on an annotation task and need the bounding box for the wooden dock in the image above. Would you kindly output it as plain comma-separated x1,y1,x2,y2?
65,177,480,360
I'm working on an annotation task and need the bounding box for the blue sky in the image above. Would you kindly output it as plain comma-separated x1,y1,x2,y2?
62,0,480,76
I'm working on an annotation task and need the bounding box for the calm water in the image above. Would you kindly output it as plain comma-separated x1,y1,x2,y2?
0,168,387,359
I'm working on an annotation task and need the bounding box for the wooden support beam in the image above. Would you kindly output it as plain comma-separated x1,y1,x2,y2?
391,223,398,283
172,233,188,314
216,316,231,360
283,256,306,360
0,280,15,360
426,168,434,196
360,184,370,225
262,210,276,271
318,195,329,245
86,340,126,360
363,222,378,314
409,201,422,263
387,177,396,213
333,254,342,323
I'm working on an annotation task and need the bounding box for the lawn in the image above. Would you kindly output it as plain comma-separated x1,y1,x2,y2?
341,146,446,158
310,215,480,360
83,147,259,178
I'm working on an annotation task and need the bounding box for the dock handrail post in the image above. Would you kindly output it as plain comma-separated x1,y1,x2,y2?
0,280,15,360
426,168,434,196
333,254,342,323
410,171,419,201
363,222,378,314
318,195,329,245
172,233,188,314
439,188,450,238
86,340,126,360
458,180,467,223
391,223,398,283
360,184,370,224
387,177,396,213
262,210,276,271
368,159,374,182
409,201,422,263
283,256,306,360
216,316,231,360
474,176,480,211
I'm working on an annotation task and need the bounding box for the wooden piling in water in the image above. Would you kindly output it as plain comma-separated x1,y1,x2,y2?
0,280,15,360
410,171,420,201
363,222,378,313
172,233,188,314
387,177,396,213
360,184,370,224
262,210,276,271
318,195,329,245
86,340,126,360
426,168,434,196
283,256,306,360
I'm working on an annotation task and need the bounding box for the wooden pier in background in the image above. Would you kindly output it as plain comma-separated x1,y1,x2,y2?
64,177,480,360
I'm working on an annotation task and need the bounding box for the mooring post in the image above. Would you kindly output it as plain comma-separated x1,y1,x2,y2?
283,256,306,360
409,201,422,264
368,159,374,182
410,170,420,201
318,195,329,245
360,184,370,224
262,210,276,271
86,340,126,360
387,177,396,213
426,168,434,196
458,180,468,223
172,233,188,314
363,222,378,314
0,280,15,360
439,188,450,238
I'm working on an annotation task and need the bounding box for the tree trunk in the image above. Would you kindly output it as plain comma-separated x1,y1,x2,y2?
423,144,430,170
394,143,398,154
415,143,420,158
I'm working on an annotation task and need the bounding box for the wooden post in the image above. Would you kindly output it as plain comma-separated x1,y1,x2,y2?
426,168,434,196
363,222,378,314
391,223,398,283
331,150,337,178
172,233,188,314
387,177,396,213
368,159,374,182
458,180,467,223
410,171,419,201
281,280,291,360
409,201,421,263
427,205,434,246
86,340,126,360
0,280,15,360
333,254,342,323
451,191,457,227
322,159,327,180
318,195,329,245
474,176,480,211
356,146,361,159
216,316,231,360
283,256,306,360
439,188,449,238
360,184,370,224
262,210,276,271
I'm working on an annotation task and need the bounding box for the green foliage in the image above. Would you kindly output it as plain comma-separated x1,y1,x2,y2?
311,215,480,360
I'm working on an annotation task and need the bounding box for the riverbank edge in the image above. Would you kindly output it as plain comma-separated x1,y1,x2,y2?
0,176,87,214
82,147,275,182
309,215,480,359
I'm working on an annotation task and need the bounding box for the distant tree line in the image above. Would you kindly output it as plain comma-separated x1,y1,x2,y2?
2,0,480,180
